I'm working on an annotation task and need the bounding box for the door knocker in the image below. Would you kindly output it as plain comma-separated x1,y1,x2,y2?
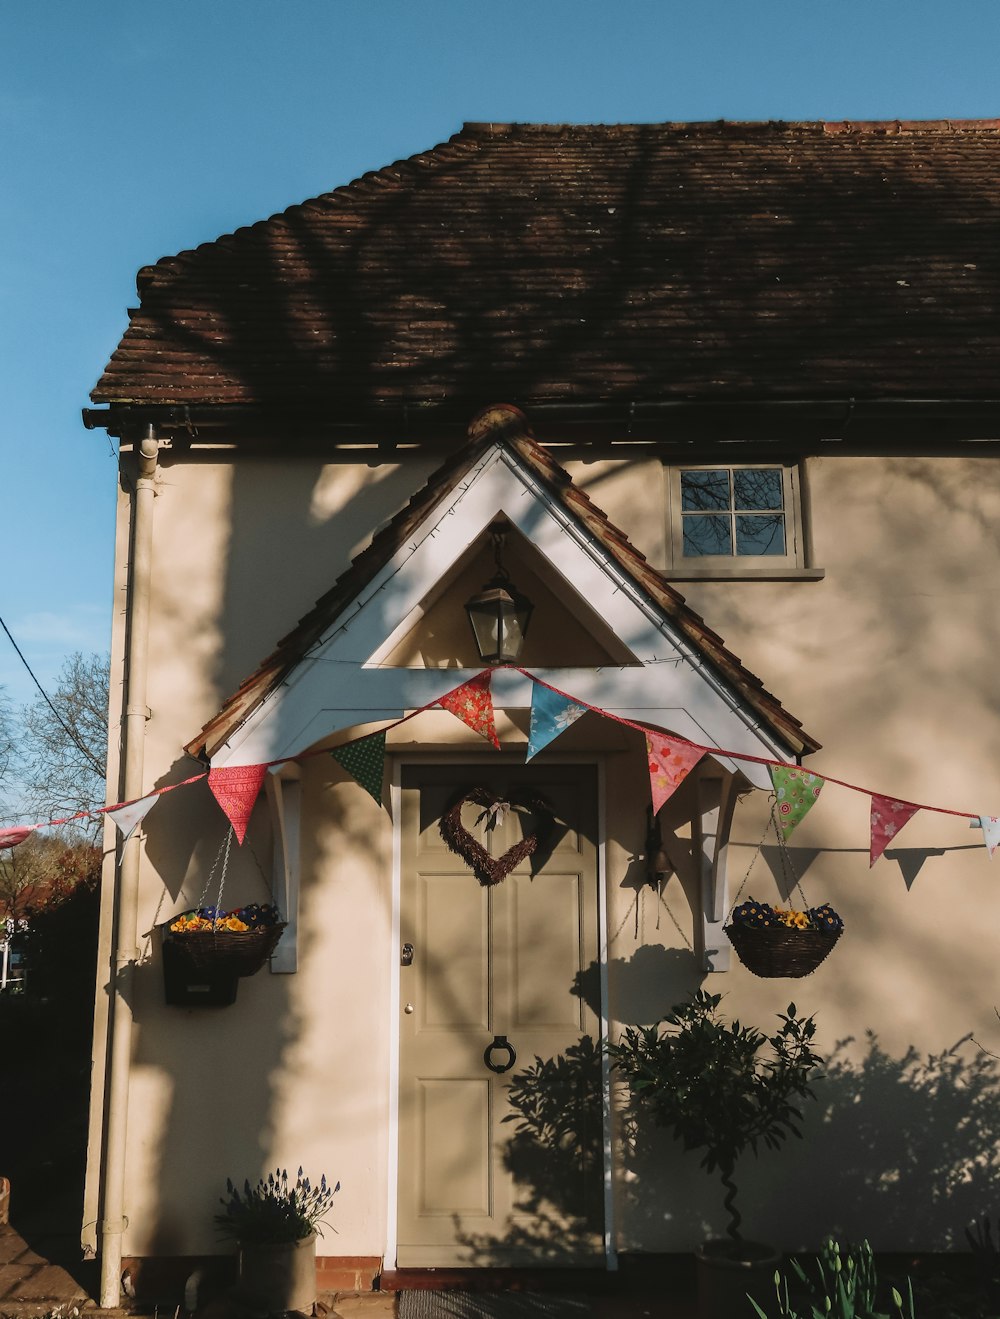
483,1034,517,1074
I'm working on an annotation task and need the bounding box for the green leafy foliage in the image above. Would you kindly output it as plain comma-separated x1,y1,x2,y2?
217,1167,340,1243
608,991,823,1240
748,1239,916,1318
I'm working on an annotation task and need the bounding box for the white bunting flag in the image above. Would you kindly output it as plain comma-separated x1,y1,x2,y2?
107,792,160,844
973,814,1000,858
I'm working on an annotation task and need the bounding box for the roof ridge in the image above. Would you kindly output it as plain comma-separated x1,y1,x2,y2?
462,118,1000,137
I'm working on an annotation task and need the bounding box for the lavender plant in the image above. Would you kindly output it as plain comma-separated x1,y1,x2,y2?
217,1167,339,1243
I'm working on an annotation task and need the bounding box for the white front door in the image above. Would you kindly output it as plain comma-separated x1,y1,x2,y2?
397,764,603,1266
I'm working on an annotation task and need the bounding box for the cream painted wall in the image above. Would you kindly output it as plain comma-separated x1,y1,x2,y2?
96,442,1000,1261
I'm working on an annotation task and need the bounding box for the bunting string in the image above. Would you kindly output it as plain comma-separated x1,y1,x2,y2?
1,669,987,863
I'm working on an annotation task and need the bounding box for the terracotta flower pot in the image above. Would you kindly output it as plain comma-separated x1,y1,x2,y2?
237,1231,317,1315
695,1239,781,1319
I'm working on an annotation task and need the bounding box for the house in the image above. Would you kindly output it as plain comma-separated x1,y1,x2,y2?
81,120,1000,1304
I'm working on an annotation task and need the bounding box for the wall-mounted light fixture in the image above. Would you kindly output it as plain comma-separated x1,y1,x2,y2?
464,521,534,665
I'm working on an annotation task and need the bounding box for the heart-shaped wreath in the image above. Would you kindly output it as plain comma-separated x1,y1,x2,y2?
440,786,556,886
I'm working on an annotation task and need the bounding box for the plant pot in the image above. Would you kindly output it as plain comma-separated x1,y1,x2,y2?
237,1231,317,1316
695,1239,781,1319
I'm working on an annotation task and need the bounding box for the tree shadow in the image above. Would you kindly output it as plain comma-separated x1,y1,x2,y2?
599,1020,1000,1255
793,1032,1000,1249
614,1028,1000,1252
454,1035,604,1265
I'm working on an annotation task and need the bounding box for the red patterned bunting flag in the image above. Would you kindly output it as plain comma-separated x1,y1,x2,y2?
869,794,920,866
437,672,500,749
208,763,269,844
0,826,33,850
646,732,704,814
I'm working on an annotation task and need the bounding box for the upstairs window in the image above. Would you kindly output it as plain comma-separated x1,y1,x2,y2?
666,463,819,578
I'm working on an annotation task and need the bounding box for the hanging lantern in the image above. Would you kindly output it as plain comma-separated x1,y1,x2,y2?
464,523,534,665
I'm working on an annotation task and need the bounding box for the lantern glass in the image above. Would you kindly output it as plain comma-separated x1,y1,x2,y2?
465,578,533,665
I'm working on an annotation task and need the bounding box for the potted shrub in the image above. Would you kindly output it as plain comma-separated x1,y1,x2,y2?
217,1167,339,1315
609,991,823,1319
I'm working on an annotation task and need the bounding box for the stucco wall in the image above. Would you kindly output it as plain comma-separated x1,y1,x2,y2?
90,442,1000,1261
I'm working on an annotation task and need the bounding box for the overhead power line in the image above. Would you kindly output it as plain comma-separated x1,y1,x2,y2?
0,613,105,777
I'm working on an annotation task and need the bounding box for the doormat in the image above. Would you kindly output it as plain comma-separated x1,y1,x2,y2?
399,1292,591,1319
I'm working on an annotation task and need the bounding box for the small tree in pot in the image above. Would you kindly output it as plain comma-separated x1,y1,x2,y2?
609,991,823,1318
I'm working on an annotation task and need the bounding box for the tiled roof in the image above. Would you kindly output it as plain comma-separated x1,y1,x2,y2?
185,406,820,761
94,119,1000,410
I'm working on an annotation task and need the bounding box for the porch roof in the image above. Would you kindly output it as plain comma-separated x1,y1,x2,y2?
184,407,820,763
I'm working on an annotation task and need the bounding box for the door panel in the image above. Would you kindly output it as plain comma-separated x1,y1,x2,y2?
398,764,603,1267
420,873,489,1029
418,1078,491,1213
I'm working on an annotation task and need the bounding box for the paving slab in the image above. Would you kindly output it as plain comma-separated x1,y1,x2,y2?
0,1226,93,1311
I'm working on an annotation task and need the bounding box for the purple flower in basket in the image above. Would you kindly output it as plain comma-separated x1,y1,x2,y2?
806,903,844,932
731,897,776,928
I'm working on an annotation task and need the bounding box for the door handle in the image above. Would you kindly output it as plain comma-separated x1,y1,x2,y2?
483,1035,517,1074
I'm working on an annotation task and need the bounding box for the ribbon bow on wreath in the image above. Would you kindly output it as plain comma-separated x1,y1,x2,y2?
440,786,556,886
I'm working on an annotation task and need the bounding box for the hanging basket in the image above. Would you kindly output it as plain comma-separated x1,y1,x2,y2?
725,922,841,979
159,920,286,979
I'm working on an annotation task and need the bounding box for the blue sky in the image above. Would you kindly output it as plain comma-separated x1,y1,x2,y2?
1,0,999,710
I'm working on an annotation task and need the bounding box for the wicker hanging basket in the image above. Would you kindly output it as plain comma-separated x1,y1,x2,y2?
725,922,841,979
159,920,286,978
724,801,844,979
159,829,286,989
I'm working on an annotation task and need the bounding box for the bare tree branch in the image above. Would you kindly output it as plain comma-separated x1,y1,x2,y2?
19,652,109,834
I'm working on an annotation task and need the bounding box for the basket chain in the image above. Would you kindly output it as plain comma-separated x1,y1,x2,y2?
194,828,234,913
725,796,812,926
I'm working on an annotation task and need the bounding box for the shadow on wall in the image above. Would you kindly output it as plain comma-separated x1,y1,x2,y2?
449,984,1000,1257
783,1031,1000,1249
620,1027,1000,1252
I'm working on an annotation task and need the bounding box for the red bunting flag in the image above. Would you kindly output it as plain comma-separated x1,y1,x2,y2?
646,732,704,814
208,763,269,844
437,672,501,749
0,826,33,850
869,794,920,866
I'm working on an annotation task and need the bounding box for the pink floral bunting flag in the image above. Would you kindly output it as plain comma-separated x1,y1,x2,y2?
437,672,500,749
869,794,920,866
208,763,270,844
770,765,825,840
646,732,703,814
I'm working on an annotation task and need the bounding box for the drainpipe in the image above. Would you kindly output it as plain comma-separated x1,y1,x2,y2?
99,425,159,1308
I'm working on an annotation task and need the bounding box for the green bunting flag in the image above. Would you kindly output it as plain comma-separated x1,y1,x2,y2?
770,764,825,840
329,732,386,806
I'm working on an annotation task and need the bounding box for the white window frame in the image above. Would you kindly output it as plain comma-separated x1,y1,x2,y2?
665,460,824,580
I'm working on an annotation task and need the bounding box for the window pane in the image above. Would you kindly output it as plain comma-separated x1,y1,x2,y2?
681,469,730,511
683,514,733,556
733,468,783,511
735,514,785,556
